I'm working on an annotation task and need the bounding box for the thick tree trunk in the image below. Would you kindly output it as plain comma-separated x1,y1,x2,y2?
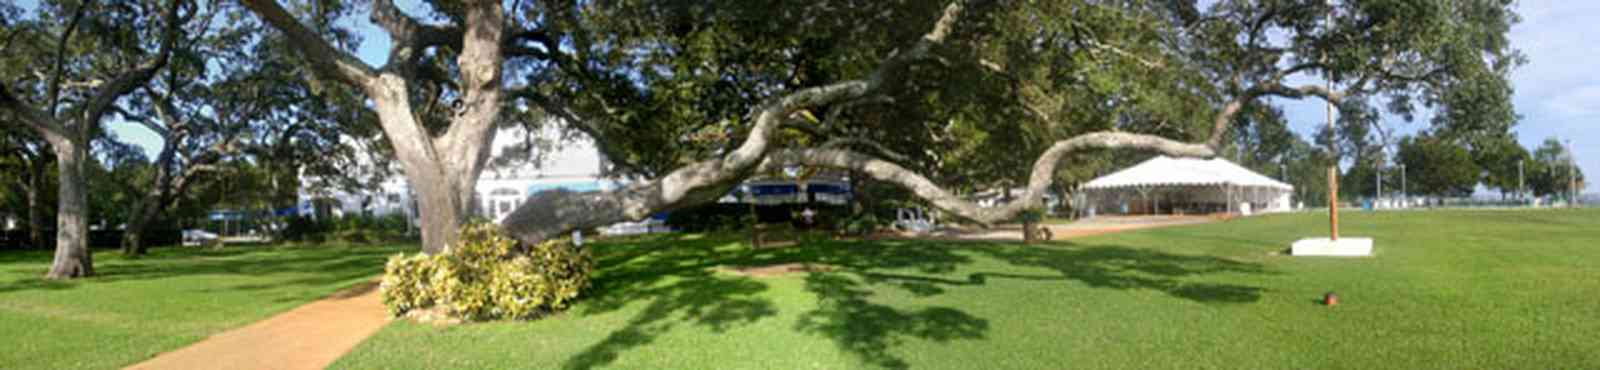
121,133,182,256
410,171,466,255
26,170,45,248
366,76,479,254
46,140,91,280
120,193,161,256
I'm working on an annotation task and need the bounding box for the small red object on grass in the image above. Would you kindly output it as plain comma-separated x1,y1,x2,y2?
1323,292,1339,306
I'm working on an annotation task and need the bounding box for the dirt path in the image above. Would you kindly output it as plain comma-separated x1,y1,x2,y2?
929,215,1220,241
125,280,388,370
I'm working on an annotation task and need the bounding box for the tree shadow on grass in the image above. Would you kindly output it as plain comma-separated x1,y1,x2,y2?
561,235,778,370
0,245,404,295
561,235,1271,369
795,272,988,370
967,241,1272,304
562,275,776,370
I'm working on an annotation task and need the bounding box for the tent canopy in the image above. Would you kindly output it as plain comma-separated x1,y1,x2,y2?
1083,156,1292,191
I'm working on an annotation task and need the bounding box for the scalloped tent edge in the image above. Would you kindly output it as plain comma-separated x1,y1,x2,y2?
1083,156,1293,191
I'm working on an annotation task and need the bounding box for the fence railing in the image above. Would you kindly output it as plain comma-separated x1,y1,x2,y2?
1334,194,1594,210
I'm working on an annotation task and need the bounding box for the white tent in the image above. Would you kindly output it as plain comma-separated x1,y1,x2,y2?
1080,156,1294,216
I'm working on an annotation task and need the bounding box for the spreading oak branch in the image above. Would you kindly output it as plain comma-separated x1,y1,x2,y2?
498,0,982,244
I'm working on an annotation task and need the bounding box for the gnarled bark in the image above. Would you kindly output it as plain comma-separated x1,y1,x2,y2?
243,0,504,254
46,138,90,279
24,156,47,248
121,128,182,256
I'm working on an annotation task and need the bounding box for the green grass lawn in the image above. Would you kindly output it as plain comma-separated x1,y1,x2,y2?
333,209,1600,369
0,243,411,370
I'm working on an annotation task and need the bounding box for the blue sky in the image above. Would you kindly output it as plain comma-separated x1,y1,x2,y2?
94,1,1597,191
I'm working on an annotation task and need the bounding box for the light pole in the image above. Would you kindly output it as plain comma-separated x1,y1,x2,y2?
1376,163,1383,206
1517,159,1525,201
1400,164,1407,208
1568,139,1577,207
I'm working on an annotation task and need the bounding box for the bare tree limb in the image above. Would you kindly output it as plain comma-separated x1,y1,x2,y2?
0,82,69,141
45,1,90,115
977,58,1055,121
497,1,1012,244
817,137,913,163
506,87,651,176
767,132,1214,225
240,0,377,88
78,0,186,140
1083,38,1165,70
1207,78,1349,148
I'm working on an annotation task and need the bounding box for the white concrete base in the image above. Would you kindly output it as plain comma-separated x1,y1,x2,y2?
1291,237,1374,256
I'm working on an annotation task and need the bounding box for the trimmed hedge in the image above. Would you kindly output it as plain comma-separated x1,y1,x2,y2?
666,203,851,232
0,229,181,250
380,222,593,321
281,214,416,244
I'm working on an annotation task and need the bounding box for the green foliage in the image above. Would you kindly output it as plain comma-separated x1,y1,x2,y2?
834,213,882,237
1015,208,1046,224
1527,137,1584,198
1396,134,1480,197
667,203,850,232
665,204,755,232
277,216,327,242
380,223,593,321
279,214,415,245
1471,134,1531,194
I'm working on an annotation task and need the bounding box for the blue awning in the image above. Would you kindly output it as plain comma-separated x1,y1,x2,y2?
808,183,850,194
528,181,603,195
748,184,799,196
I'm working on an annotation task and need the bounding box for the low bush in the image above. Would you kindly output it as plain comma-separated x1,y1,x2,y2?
666,203,850,232
380,222,593,321
835,213,882,236
279,215,328,242
1015,208,1046,224
281,214,416,244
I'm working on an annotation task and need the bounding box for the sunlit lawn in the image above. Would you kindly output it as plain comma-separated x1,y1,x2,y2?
0,243,410,370
333,209,1600,369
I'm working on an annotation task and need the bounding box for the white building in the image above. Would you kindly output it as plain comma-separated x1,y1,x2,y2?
297,122,619,224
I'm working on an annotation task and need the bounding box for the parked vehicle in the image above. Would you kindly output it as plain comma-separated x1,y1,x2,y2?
181,229,219,247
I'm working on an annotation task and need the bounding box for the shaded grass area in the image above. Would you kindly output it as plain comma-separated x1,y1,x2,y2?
0,243,411,370
334,209,1600,369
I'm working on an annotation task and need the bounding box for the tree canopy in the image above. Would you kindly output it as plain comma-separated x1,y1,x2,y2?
0,0,1529,277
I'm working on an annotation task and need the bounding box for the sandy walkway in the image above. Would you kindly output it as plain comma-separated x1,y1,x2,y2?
125,280,388,370
929,215,1221,241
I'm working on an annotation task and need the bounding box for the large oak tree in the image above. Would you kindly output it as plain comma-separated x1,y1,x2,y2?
496,0,1520,245
238,0,1520,251
0,0,190,279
